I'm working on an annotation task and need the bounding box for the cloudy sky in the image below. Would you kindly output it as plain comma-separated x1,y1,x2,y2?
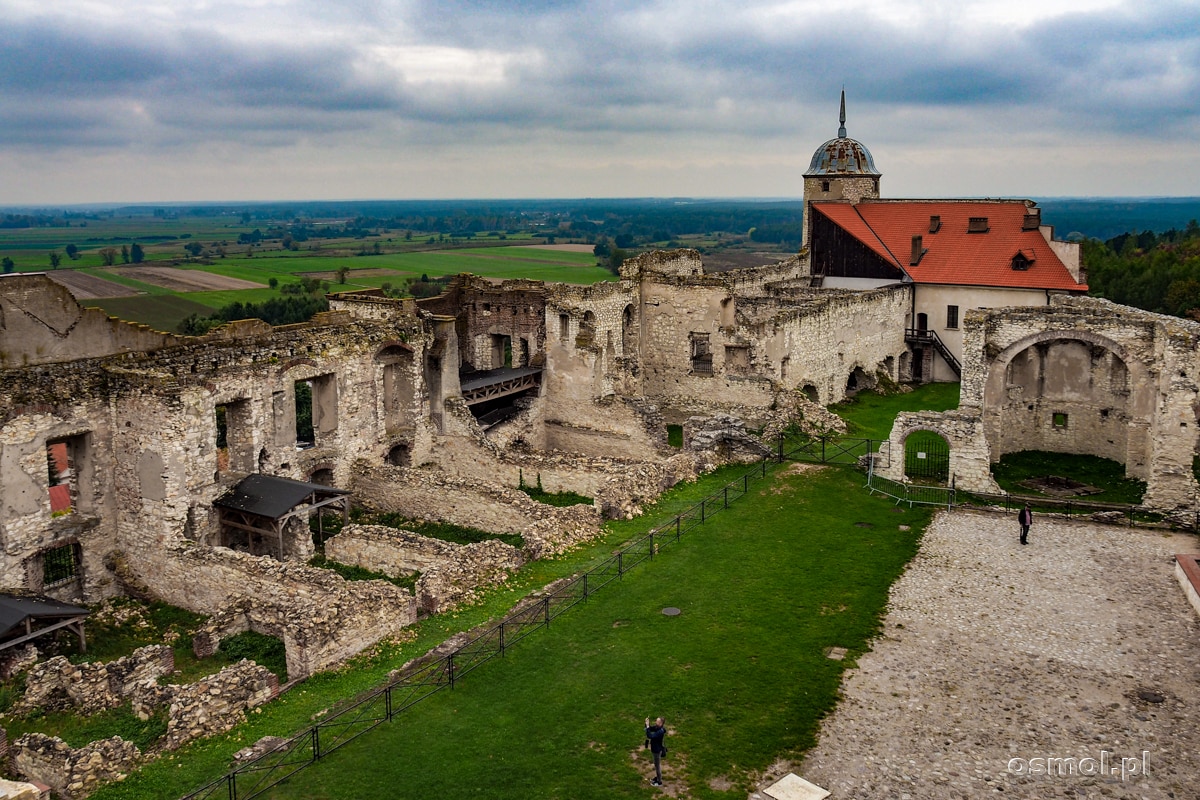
0,0,1196,204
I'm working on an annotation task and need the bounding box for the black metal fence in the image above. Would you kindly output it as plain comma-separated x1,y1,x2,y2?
863,449,1200,532
779,432,890,468
181,458,776,800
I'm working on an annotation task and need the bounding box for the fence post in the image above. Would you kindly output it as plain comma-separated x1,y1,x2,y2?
649,531,654,559
744,474,748,493
778,434,784,462
229,772,237,800
700,499,705,522
312,725,320,761
618,551,623,576
581,573,589,601
499,622,506,654
386,683,394,720
448,653,455,688
675,516,681,540
821,437,826,463
544,596,551,626
724,487,728,509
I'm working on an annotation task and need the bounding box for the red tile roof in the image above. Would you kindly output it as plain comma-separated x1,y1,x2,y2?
813,201,1087,291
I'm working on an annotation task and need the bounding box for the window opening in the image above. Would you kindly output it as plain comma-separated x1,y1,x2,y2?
43,542,80,587
690,333,713,374
295,380,314,447
946,305,959,329
46,441,73,514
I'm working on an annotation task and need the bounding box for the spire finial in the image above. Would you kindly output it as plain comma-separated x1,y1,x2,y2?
838,89,847,138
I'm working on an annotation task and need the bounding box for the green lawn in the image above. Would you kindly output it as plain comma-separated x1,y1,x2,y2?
990,450,1147,505
88,461,932,800
829,383,961,440
252,466,929,800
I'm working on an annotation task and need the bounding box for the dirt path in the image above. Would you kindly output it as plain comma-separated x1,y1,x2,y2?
761,511,1200,800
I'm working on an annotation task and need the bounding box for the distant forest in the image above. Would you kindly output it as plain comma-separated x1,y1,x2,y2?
1084,221,1200,318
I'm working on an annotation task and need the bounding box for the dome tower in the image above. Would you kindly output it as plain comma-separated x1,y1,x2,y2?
802,91,881,247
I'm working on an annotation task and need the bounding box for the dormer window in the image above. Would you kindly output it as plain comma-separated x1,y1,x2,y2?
1011,249,1036,270
967,217,989,233
928,215,941,233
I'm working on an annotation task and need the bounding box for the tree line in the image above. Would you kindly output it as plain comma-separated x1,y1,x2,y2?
1083,220,1200,318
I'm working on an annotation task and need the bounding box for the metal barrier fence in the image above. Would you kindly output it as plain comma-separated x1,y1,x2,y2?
181,457,775,800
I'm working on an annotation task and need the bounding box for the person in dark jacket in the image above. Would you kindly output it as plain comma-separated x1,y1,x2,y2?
644,716,666,786
1018,504,1033,545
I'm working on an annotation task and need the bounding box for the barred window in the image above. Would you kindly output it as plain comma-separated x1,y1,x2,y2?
946,305,959,330
43,543,80,587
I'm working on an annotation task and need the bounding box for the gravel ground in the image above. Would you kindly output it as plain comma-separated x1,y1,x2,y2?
779,510,1200,800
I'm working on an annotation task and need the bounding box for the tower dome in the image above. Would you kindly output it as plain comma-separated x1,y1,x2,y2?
804,91,880,176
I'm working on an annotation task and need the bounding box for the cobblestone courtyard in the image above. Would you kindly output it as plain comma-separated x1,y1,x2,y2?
791,510,1200,800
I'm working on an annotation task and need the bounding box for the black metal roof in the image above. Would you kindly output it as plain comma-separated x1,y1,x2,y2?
0,594,89,641
214,474,350,519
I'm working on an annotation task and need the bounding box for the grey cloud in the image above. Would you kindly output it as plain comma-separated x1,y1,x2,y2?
0,0,1196,157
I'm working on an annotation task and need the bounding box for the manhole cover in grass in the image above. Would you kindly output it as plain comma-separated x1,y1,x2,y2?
1018,475,1102,497
854,522,874,528
662,607,681,617
824,646,848,661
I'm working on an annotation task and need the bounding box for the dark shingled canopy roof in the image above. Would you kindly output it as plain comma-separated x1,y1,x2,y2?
0,594,89,641
214,474,349,520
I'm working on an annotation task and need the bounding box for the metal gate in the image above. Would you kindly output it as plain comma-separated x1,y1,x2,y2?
903,430,950,483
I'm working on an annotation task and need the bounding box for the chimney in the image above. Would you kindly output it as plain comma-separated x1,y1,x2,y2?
910,235,926,266
929,215,941,233
968,217,990,233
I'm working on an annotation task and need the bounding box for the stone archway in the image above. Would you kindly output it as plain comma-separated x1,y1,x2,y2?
982,330,1150,480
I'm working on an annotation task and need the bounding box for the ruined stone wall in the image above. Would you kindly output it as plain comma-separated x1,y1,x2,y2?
349,461,603,558
942,297,1200,507
326,524,525,613
541,280,665,457
721,255,808,298
877,410,1001,492
142,660,280,751
0,275,180,368
124,545,416,679
14,645,174,716
10,733,140,800
639,273,908,420
0,291,433,604
0,399,120,601
417,275,547,370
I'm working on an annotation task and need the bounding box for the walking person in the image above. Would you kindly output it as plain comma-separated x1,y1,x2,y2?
644,716,667,786
1018,503,1033,545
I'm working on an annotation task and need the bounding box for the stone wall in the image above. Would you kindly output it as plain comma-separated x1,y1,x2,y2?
326,524,525,613
13,645,174,716
349,462,603,559
876,410,1001,492
119,545,416,680
135,659,280,751
10,733,140,800
0,275,181,368
918,296,1200,508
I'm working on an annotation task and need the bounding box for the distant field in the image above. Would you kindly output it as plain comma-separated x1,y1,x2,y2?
109,266,265,292
84,295,218,332
45,271,132,299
